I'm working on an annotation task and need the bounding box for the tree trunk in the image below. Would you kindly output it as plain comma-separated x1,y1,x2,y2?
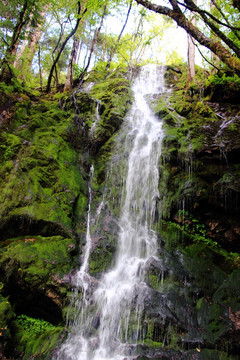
64,36,80,90
106,0,133,70
187,0,196,83
38,45,43,91
78,5,107,87
209,0,220,71
0,0,30,83
46,2,86,92
129,12,144,67
14,14,33,68
135,0,240,75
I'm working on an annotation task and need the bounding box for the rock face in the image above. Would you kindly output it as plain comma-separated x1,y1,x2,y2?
0,65,239,360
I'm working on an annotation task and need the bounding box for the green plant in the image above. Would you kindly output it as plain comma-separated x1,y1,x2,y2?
15,314,63,359
206,73,240,87
16,315,55,335
73,64,84,79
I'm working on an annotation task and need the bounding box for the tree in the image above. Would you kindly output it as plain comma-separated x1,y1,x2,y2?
187,0,196,82
64,35,81,90
78,4,108,87
14,6,47,79
105,0,133,70
0,0,44,84
46,1,86,92
134,0,240,75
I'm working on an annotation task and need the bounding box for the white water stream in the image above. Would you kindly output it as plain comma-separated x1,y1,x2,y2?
56,65,165,360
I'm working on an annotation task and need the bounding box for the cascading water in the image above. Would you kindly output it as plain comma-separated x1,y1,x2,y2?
56,64,165,360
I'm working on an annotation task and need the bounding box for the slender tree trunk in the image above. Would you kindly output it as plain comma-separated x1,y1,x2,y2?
14,14,33,68
187,0,196,83
46,2,86,92
78,6,107,87
64,3,87,91
0,0,30,83
187,35,195,81
38,45,43,91
76,40,83,65
106,0,133,70
210,0,220,71
27,17,45,66
129,12,144,67
64,36,80,90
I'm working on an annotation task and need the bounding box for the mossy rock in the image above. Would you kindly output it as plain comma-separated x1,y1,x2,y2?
0,235,78,324
89,73,133,149
0,98,88,240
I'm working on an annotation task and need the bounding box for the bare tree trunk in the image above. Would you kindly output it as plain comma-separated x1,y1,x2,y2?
46,2,86,92
76,40,83,65
129,12,144,67
27,16,45,66
64,37,80,90
210,0,220,71
78,6,107,87
106,0,133,70
38,45,43,91
64,2,87,91
187,0,196,83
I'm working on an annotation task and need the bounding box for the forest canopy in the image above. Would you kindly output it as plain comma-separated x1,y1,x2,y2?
0,0,239,90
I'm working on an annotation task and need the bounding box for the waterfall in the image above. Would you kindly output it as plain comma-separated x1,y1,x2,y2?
56,64,165,360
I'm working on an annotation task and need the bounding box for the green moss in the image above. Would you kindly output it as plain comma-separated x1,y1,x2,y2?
89,243,115,276
0,296,15,329
0,96,88,238
89,73,133,145
143,338,162,349
14,315,63,359
0,235,77,287
0,133,22,162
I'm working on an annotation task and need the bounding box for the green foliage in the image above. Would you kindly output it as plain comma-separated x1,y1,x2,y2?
0,296,15,329
206,73,240,87
72,64,84,79
14,314,63,359
16,315,56,335
176,210,218,248
0,133,22,161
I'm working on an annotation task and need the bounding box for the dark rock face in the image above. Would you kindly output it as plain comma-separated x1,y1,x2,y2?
139,66,240,358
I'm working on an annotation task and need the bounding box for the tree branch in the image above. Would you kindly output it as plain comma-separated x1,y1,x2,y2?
176,0,240,32
182,0,240,56
106,0,133,70
134,0,240,75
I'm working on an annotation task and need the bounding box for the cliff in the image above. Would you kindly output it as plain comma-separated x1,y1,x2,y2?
0,65,239,359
